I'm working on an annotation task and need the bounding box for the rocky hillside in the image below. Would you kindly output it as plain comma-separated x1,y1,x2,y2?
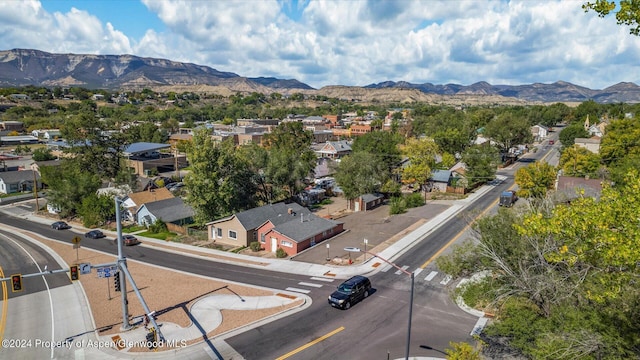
1,48,639,104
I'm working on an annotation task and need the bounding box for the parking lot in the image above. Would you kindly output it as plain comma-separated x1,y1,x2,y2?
294,196,452,265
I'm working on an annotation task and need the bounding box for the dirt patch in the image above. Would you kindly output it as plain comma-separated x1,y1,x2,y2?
18,229,303,353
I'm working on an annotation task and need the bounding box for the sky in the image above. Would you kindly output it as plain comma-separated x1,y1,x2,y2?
1,0,639,90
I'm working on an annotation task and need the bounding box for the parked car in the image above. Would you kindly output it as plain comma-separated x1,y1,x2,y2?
328,275,372,310
85,230,106,239
548,139,555,145
51,221,71,230
115,234,141,246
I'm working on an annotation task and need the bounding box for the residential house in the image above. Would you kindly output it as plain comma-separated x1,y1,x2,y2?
349,193,384,212
556,175,605,202
91,94,105,101
136,197,195,234
427,169,452,192
257,209,344,256
0,135,38,146
316,140,352,159
9,94,30,101
530,124,549,142
0,121,25,132
122,187,174,221
574,137,601,154
0,170,40,194
207,202,332,248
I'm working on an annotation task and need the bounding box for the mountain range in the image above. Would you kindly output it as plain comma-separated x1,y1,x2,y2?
1,48,639,104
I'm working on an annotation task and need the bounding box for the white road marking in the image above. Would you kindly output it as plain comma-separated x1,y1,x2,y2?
394,265,409,275
298,282,323,288
413,268,424,277
310,277,335,282
380,264,393,272
440,275,452,285
425,271,438,281
285,287,311,294
470,317,489,336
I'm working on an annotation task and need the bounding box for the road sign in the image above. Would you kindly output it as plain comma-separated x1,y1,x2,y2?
96,265,118,278
79,263,91,275
71,236,81,244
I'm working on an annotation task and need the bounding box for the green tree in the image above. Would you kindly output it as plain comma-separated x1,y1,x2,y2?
558,123,589,147
558,145,602,177
514,161,557,199
351,131,402,173
334,152,388,200
584,0,640,35
40,161,101,218
184,130,257,224
460,144,500,185
263,122,316,198
400,137,440,191
31,147,56,161
78,193,115,227
483,112,533,153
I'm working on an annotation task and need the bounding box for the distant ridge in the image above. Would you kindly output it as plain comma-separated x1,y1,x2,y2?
0,49,639,103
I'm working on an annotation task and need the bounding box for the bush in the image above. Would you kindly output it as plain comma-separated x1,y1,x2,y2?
249,241,262,252
275,247,288,258
389,196,407,214
404,193,425,208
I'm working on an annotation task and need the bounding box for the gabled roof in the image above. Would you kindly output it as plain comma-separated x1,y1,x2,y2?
0,170,39,183
430,169,451,183
126,187,174,207
360,193,384,202
319,140,352,154
556,176,604,200
269,214,341,243
123,142,171,156
138,197,195,223
208,202,311,230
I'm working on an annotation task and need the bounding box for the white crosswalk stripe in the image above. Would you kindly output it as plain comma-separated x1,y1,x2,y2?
440,275,452,285
380,264,393,272
395,265,409,275
413,268,423,277
286,287,311,294
298,282,323,288
424,271,438,281
310,277,335,282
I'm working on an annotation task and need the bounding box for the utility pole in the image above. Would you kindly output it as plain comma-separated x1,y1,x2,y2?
115,197,131,330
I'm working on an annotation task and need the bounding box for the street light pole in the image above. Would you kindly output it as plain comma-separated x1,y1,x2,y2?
344,247,414,360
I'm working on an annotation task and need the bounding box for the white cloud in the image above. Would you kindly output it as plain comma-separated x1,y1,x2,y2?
0,0,639,90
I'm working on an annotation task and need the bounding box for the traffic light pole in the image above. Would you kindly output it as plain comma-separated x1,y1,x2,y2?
114,197,164,341
115,197,131,331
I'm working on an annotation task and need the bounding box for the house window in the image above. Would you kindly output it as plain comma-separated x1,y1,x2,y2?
322,231,327,237
217,228,222,238
252,232,257,241
281,240,293,248
229,230,237,240
260,234,265,243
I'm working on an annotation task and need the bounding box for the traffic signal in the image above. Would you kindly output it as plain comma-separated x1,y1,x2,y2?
11,274,23,293
146,328,156,349
114,271,121,292
69,265,79,281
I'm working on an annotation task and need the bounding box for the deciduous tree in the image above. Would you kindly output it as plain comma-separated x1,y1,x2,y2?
514,161,557,199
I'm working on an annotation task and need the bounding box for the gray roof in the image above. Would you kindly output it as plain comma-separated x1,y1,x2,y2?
124,142,171,156
360,193,384,202
0,170,39,183
430,169,451,183
140,197,195,223
223,202,311,230
271,214,341,242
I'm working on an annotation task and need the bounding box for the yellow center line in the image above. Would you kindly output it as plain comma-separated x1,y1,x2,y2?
0,266,8,345
275,326,345,360
420,184,517,269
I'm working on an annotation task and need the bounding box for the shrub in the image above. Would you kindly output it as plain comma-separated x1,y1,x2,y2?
275,247,288,258
389,196,406,214
249,241,262,252
404,193,425,208
148,218,168,234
